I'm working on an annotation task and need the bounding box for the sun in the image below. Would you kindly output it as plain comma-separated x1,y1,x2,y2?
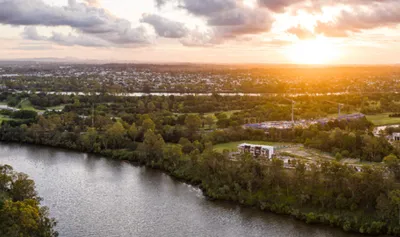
285,38,341,64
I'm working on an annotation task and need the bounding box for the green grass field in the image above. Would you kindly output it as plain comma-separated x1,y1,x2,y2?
204,110,241,118
213,140,290,153
176,110,241,118
46,104,67,111
19,99,37,111
18,99,67,112
0,115,18,125
366,113,400,126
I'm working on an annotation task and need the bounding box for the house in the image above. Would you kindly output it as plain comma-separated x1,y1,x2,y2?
393,133,400,141
238,143,275,159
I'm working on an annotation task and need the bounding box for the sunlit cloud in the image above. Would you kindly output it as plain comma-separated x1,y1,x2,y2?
0,0,399,63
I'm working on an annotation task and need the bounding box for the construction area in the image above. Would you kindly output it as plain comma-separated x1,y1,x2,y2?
244,99,365,130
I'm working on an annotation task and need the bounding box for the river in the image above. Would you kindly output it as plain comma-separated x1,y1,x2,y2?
0,143,363,237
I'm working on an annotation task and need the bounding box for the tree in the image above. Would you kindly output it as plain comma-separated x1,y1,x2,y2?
384,154,400,180
179,137,195,154
335,152,343,161
105,122,126,149
0,199,58,237
161,101,169,111
384,154,399,165
142,118,155,132
162,144,183,171
0,164,13,192
127,123,138,143
147,102,156,112
205,115,216,129
12,110,38,120
10,173,38,202
390,190,400,225
81,127,99,152
185,114,201,136
141,130,165,160
137,100,145,112
73,98,81,107
0,165,57,237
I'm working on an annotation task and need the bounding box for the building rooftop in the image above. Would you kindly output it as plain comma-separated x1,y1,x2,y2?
238,143,275,150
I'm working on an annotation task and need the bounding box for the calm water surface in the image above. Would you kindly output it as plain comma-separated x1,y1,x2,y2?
0,143,363,237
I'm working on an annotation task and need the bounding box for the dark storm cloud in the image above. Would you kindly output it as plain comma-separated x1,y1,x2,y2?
141,14,188,38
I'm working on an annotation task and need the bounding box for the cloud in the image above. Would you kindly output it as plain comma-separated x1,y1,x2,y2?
0,0,153,46
155,0,167,8
22,26,47,41
176,0,274,43
315,1,400,37
314,22,351,37
180,28,221,47
22,26,112,47
85,0,100,7
180,0,237,16
10,44,55,51
141,14,188,38
287,25,315,39
49,32,112,47
257,0,304,12
208,8,273,39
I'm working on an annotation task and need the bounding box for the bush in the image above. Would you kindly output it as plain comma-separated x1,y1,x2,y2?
335,152,343,161
12,110,38,120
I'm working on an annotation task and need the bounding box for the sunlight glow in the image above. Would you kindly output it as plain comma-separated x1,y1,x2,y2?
242,0,257,8
285,38,341,64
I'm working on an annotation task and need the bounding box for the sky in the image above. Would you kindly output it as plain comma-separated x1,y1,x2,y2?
0,0,400,64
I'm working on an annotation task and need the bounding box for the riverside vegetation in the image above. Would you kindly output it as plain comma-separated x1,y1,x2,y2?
1,94,400,235
0,164,58,237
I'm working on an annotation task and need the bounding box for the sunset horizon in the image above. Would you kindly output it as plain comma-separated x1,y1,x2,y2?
1,0,400,64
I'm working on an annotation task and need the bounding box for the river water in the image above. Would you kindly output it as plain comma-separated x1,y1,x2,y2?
0,143,363,237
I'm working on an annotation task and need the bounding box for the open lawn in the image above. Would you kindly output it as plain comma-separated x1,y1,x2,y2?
0,115,18,124
204,110,241,118
19,99,38,111
18,99,68,112
46,104,67,111
176,110,241,118
366,113,400,126
213,140,291,153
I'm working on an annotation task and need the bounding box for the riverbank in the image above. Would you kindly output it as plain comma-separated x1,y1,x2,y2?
0,143,365,237
0,137,397,236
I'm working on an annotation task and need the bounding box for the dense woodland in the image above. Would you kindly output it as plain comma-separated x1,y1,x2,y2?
5,91,400,116
0,165,58,237
1,92,400,235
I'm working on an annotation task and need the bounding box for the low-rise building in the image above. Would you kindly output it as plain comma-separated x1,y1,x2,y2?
238,143,275,159
393,133,400,141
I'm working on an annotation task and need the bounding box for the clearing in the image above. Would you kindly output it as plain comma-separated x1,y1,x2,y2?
213,140,291,153
366,113,400,126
